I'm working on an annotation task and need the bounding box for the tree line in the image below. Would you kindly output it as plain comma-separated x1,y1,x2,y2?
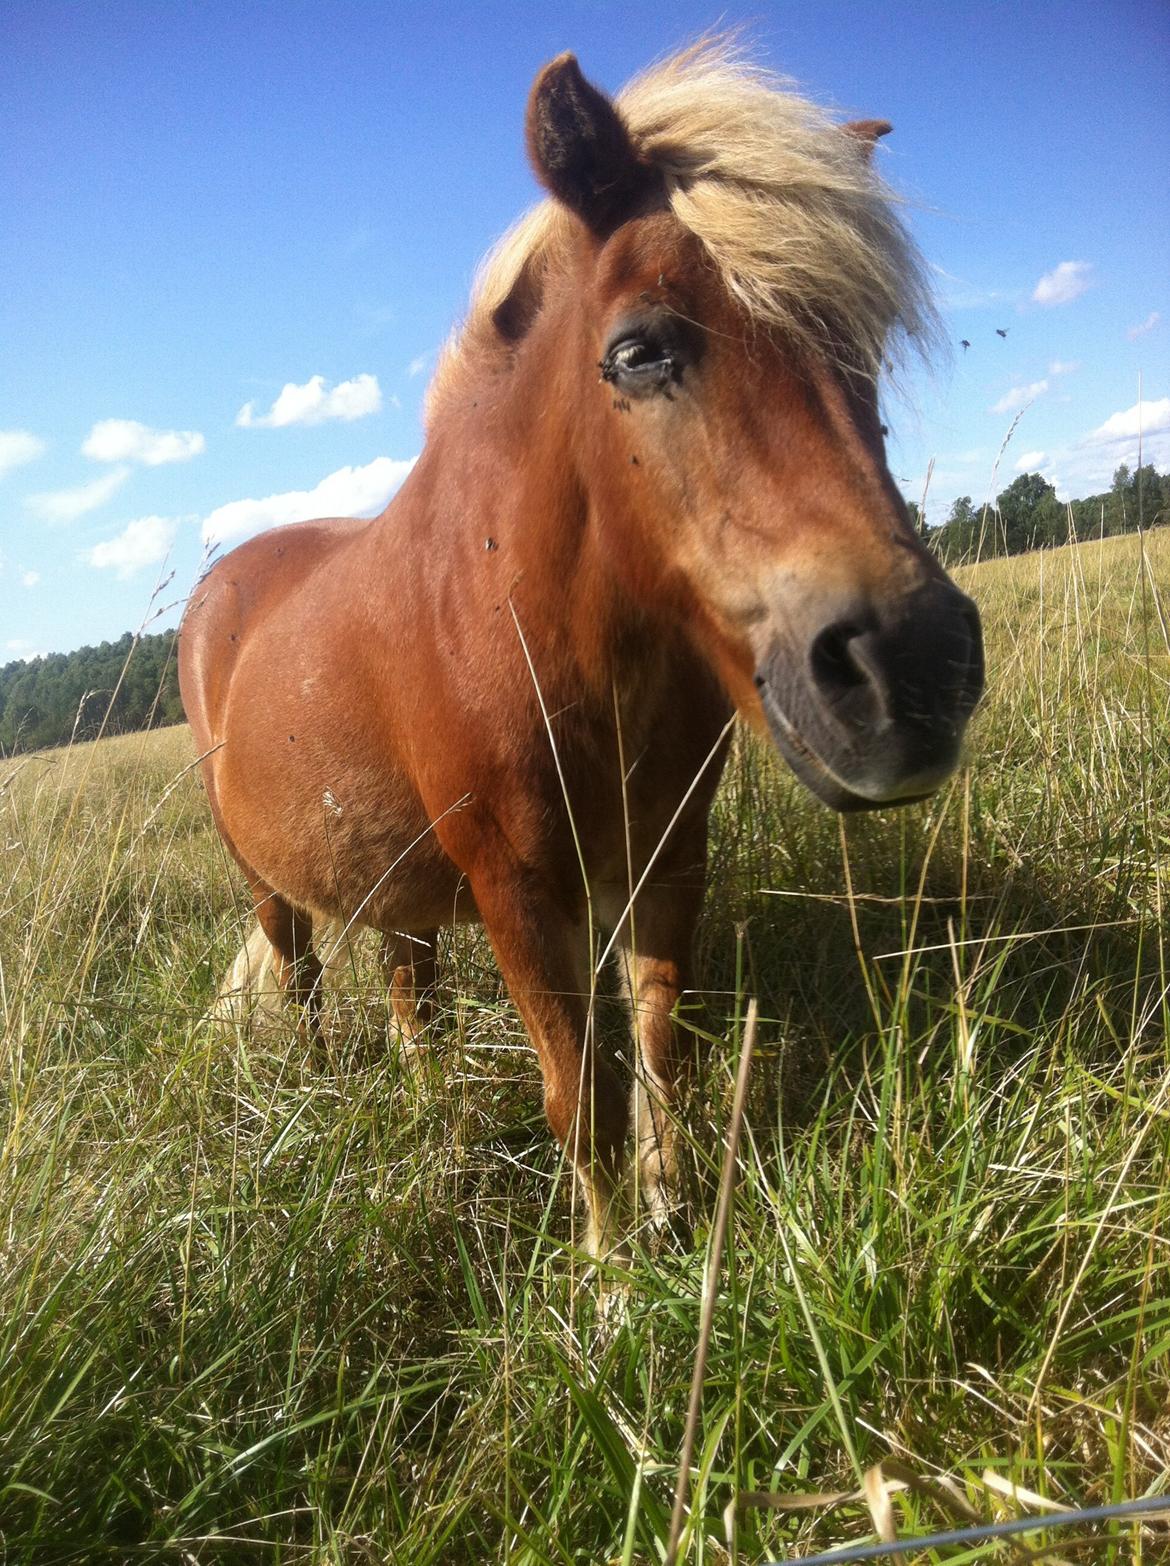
0,630,184,756
918,462,1168,565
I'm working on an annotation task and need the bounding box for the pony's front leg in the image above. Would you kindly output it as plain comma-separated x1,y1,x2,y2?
380,929,438,1046
475,882,629,1264
617,876,706,1237
252,883,324,1047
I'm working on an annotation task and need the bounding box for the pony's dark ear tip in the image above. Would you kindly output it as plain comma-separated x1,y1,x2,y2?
525,52,653,233
542,51,581,80
528,52,582,113
843,119,893,162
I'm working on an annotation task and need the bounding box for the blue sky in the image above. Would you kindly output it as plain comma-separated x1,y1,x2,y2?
2,0,1167,659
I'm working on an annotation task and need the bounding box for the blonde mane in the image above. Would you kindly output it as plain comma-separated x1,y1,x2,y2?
428,40,937,420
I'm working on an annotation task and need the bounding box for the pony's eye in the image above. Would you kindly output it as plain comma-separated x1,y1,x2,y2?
610,340,662,373
599,337,680,394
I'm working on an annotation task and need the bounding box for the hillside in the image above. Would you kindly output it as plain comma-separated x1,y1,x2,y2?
0,627,183,755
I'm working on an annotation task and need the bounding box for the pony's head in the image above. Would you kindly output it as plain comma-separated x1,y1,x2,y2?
439,43,983,810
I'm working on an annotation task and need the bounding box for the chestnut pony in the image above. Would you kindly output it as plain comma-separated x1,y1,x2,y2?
180,45,983,1259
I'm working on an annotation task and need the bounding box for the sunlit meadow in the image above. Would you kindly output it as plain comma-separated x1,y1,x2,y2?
1,530,1167,1563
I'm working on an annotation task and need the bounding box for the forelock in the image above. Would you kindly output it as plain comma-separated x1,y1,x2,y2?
427,37,939,422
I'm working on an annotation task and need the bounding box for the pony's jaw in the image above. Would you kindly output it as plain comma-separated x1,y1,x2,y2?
756,689,955,812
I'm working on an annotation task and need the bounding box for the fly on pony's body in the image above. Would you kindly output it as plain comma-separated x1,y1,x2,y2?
180,41,983,1265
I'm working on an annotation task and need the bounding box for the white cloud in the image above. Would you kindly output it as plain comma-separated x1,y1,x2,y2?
0,430,47,479
202,455,416,547
1032,261,1093,307
407,354,430,378
28,466,130,522
1085,397,1170,446
1056,434,1170,497
928,395,1170,513
5,638,46,662
1048,360,1080,377
236,373,382,429
82,418,205,465
21,570,40,588
1018,399,1170,497
84,515,178,578
990,379,1049,414
1127,311,1161,341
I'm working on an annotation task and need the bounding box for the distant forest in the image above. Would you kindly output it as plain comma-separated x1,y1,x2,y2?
0,630,183,756
2,459,1166,755
918,461,1168,564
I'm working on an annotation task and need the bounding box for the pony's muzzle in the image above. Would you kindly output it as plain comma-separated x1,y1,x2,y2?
757,580,984,810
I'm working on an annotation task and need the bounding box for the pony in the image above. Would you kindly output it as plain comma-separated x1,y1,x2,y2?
179,42,983,1261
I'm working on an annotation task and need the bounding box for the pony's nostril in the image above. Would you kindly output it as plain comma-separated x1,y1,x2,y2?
810,622,868,698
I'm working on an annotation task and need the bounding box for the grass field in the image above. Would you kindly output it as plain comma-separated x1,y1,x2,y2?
1,529,1167,1564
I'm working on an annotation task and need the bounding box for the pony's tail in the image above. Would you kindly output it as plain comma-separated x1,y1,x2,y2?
209,922,283,1028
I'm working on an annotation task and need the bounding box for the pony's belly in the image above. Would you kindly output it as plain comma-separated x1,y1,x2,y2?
213,740,467,931
333,819,473,931
299,802,469,931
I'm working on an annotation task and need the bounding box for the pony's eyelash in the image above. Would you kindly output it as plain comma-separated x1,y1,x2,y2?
599,337,683,392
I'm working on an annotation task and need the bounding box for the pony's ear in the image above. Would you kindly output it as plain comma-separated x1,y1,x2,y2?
526,53,654,233
843,119,893,162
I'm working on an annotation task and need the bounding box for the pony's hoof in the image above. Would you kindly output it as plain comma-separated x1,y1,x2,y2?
391,1018,438,1058
580,1240,633,1292
639,1194,694,1254
597,1277,632,1331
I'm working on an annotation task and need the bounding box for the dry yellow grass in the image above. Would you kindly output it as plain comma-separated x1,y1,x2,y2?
1,529,1166,1562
